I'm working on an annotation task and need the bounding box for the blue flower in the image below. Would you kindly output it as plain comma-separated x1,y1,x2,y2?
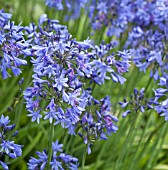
50,159,63,170
44,98,65,124
65,108,80,124
28,150,47,170
122,110,131,118
119,100,129,108
77,94,118,154
0,10,12,21
52,140,63,153
53,73,69,91
44,0,87,20
97,2,108,14
0,114,10,127
0,161,8,170
27,110,42,124
22,15,124,156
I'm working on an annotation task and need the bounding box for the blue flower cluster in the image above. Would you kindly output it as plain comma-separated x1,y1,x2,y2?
0,115,22,170
90,0,168,80
22,14,131,153
49,0,167,122
0,10,28,79
28,140,78,169
78,93,118,154
89,0,133,37
119,88,148,118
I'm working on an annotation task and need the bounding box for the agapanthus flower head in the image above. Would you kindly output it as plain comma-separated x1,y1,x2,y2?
122,0,168,80
130,43,166,80
119,87,148,117
0,114,22,170
0,10,29,79
90,41,131,85
23,14,130,128
77,93,118,154
21,14,133,156
87,0,134,37
28,140,78,170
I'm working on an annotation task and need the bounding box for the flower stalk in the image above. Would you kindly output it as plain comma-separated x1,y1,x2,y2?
46,121,54,170
82,148,87,170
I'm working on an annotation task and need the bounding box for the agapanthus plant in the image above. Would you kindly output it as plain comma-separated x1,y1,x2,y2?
23,14,132,153
0,0,168,169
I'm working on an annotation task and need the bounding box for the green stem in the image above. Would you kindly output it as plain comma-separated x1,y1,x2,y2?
146,122,167,170
81,148,87,170
114,113,138,170
63,129,68,146
70,137,75,155
96,114,129,165
105,114,131,166
46,121,54,170
76,11,89,40
66,135,73,153
144,76,153,94
129,112,152,170
134,120,164,167
92,83,96,91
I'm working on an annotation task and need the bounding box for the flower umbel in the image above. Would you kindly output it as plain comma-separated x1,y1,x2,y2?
28,140,78,170
0,114,22,170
